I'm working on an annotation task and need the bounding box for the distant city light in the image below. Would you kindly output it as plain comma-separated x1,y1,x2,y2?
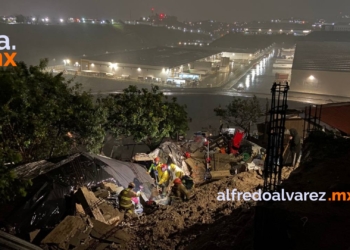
45,18,49,22
60,19,64,23
32,17,36,21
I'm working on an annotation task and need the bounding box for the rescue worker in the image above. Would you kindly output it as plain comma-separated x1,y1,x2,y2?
118,182,140,214
148,157,162,181
171,178,190,202
289,128,301,166
169,163,184,180
157,164,171,198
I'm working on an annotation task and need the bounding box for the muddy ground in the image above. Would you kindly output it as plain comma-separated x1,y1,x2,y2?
122,167,295,250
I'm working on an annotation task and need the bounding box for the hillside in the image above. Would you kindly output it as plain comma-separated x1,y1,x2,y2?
0,23,209,65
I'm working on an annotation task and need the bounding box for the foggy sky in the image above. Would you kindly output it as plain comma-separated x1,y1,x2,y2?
0,0,346,22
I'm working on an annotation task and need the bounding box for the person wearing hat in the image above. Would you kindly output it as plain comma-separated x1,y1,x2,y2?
169,163,184,180
171,178,190,202
148,157,162,181
156,164,171,197
118,182,140,214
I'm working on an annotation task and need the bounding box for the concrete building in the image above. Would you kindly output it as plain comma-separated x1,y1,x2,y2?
322,23,350,32
221,49,260,61
80,47,222,83
301,31,350,42
242,23,312,36
291,41,350,97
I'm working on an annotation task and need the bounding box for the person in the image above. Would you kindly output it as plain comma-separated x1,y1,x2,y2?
118,182,140,214
289,128,301,166
156,164,171,198
148,157,162,181
169,163,184,180
171,178,190,202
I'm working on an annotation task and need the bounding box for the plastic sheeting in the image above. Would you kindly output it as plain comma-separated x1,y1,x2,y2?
9,153,154,233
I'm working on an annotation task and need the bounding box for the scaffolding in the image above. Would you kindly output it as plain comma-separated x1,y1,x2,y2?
263,82,289,192
303,105,322,140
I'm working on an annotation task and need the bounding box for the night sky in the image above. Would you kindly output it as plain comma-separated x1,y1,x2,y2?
0,0,347,22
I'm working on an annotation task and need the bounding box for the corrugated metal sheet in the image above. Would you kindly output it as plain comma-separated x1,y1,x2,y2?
293,41,350,72
311,102,350,135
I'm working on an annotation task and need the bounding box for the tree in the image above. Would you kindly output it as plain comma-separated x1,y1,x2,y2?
214,95,262,132
101,85,188,149
0,59,107,162
0,148,32,203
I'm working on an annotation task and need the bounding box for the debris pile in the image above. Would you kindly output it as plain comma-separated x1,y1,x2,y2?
133,129,267,185
123,170,264,250
38,183,131,250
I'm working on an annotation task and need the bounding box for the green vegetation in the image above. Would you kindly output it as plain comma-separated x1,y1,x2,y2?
0,59,106,201
0,59,106,162
101,85,189,150
0,61,189,200
214,95,262,131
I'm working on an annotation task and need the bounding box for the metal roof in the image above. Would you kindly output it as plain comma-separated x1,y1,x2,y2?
293,41,350,72
311,102,350,135
84,47,220,68
301,31,350,43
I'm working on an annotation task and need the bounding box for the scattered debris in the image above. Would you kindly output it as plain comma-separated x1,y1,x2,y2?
41,216,86,249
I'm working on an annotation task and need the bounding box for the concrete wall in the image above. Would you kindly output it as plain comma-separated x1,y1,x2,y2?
80,59,175,80
275,59,293,64
290,69,350,97
193,61,213,71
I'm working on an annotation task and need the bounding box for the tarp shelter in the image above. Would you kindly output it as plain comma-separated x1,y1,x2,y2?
8,153,153,234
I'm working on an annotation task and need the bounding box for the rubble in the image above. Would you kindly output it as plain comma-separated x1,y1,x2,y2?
41,216,87,249
100,182,119,194
76,187,121,225
76,187,107,223
94,188,110,199
123,170,265,250
6,133,272,250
